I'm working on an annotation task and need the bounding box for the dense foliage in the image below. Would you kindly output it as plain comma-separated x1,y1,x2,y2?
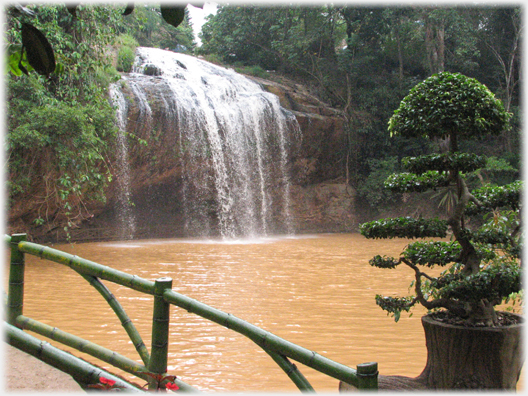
360,217,448,240
388,72,510,142
5,4,124,235
5,3,197,237
199,5,521,214
359,72,522,325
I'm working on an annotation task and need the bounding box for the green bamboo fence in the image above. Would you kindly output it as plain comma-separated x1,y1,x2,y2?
147,277,173,390
5,321,143,391
5,234,378,391
78,273,150,366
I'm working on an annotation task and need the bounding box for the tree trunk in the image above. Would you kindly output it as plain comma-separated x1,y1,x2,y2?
436,22,445,73
417,313,523,389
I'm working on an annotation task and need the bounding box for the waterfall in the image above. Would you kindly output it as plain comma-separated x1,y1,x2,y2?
109,83,137,240
113,47,300,239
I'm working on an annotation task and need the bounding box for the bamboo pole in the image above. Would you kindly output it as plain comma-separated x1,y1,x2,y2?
16,314,199,393
147,277,173,390
161,288,364,388
17,241,155,294
5,321,144,392
7,234,26,326
78,272,150,366
265,349,315,392
16,315,150,380
357,362,379,390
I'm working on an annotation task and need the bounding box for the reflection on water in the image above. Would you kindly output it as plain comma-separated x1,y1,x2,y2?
9,233,523,392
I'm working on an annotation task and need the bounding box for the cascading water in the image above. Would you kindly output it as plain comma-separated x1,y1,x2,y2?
112,47,301,239
109,83,136,240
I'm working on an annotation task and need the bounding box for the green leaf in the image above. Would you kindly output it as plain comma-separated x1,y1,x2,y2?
6,44,33,76
160,6,186,29
54,62,64,75
123,4,134,16
21,23,56,76
394,311,401,322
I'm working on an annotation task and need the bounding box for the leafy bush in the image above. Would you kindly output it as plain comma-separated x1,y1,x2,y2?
388,72,511,141
115,34,138,72
402,153,487,174
357,157,401,207
465,181,522,215
384,171,450,193
7,77,116,232
360,217,448,239
402,241,462,267
235,65,270,78
117,46,136,72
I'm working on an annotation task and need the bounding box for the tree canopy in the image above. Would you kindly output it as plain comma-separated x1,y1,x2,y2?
360,72,521,325
198,5,521,214
388,72,511,141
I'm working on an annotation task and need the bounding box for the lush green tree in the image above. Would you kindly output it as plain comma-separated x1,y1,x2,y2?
121,4,196,52
199,5,521,215
360,72,520,326
5,4,123,236
199,5,346,87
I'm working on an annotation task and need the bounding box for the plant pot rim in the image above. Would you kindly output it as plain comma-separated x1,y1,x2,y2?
422,311,524,332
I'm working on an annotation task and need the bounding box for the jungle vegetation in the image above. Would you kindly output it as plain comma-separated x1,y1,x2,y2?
197,4,522,216
5,3,195,231
5,3,522,231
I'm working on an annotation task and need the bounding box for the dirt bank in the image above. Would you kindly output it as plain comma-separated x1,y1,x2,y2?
4,344,83,392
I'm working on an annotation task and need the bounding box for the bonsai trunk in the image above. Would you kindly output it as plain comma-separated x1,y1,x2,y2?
416,313,523,389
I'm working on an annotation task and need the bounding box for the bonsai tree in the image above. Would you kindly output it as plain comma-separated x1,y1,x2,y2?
355,72,523,390
360,72,522,326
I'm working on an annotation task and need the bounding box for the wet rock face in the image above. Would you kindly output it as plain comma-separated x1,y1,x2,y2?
8,52,356,242
143,64,162,76
290,183,356,233
251,75,356,232
100,63,355,237
248,75,348,185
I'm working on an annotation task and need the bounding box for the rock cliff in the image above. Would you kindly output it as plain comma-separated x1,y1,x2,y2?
11,57,356,242
249,75,355,233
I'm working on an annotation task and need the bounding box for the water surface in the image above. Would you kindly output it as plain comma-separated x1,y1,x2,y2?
12,233,522,391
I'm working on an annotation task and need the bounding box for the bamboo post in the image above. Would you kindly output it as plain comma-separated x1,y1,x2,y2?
147,277,173,390
265,349,315,392
79,273,150,366
357,362,378,390
7,234,26,326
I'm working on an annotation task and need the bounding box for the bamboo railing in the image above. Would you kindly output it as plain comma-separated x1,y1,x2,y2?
5,233,378,392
